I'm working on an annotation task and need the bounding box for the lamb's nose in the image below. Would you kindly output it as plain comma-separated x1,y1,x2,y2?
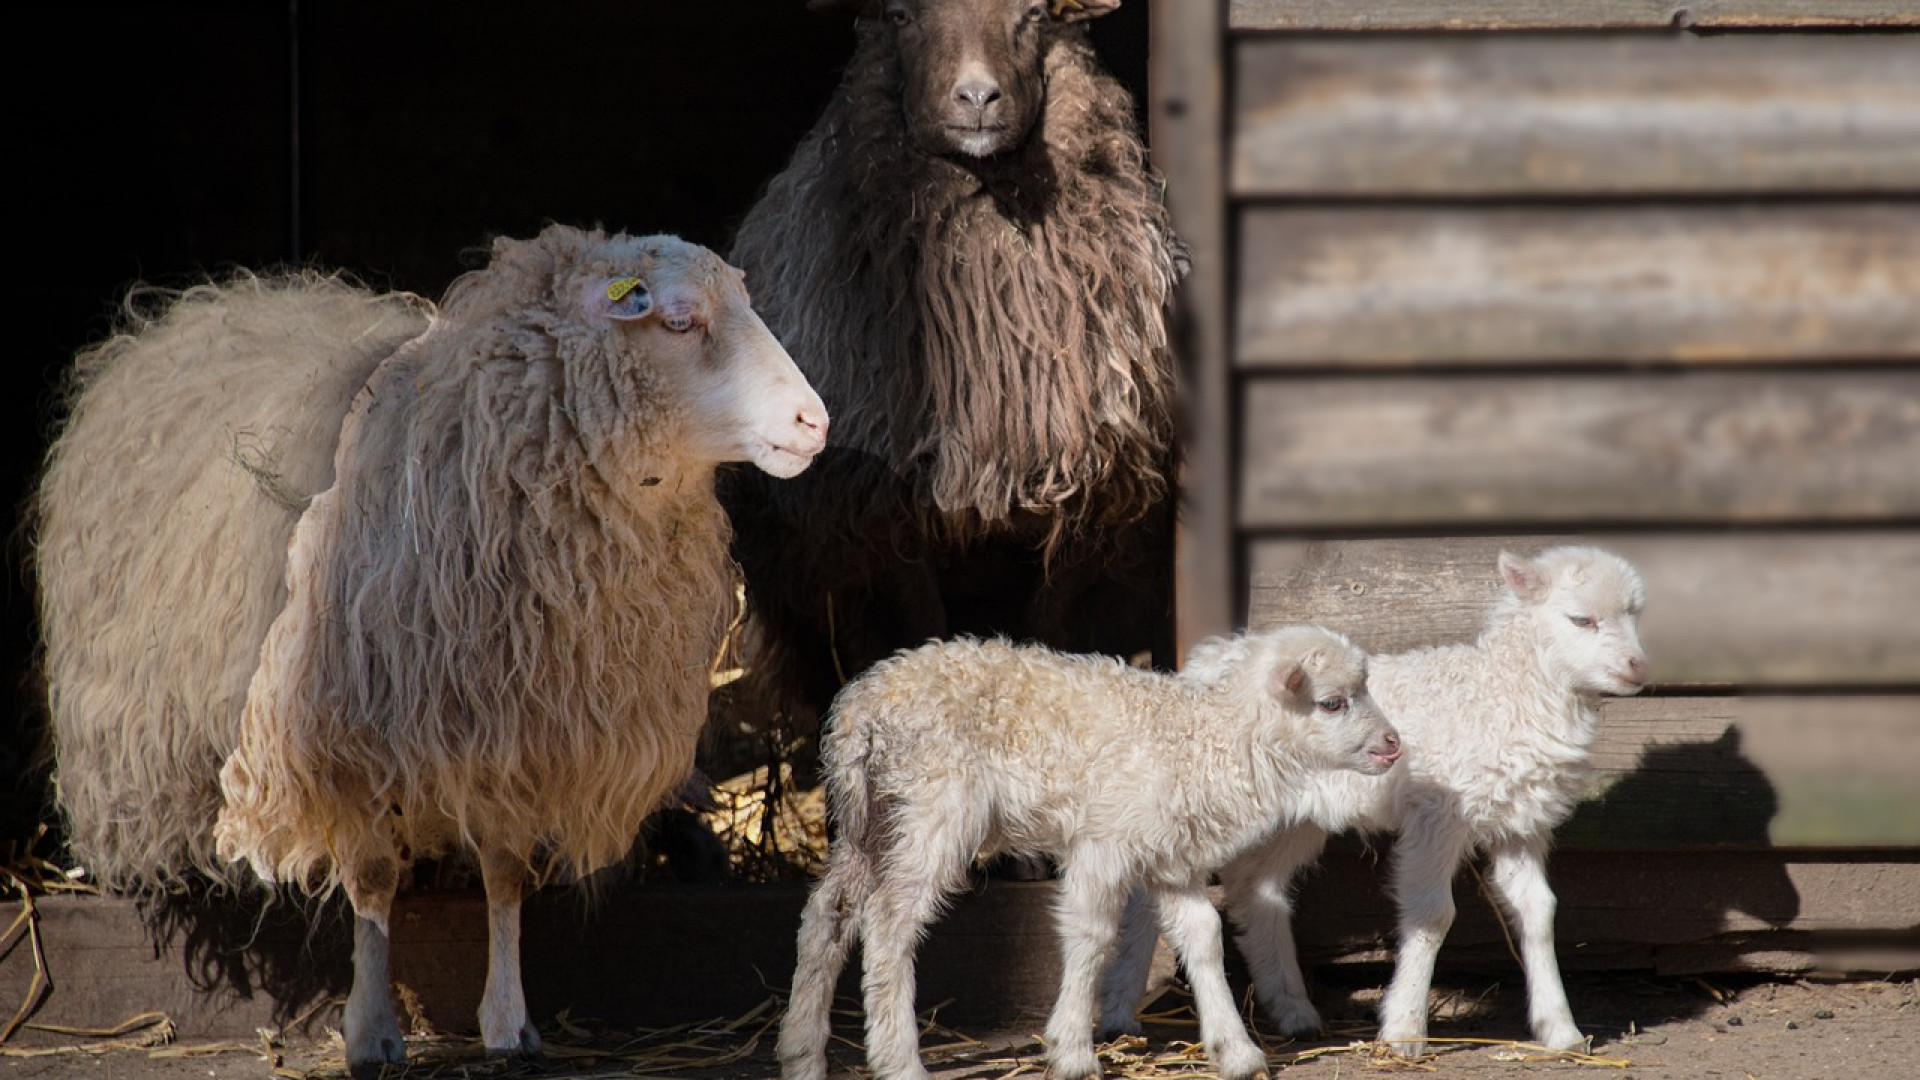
1626,655,1647,680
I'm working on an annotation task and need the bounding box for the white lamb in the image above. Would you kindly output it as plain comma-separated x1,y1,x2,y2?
1100,546,1650,1057
778,627,1404,1080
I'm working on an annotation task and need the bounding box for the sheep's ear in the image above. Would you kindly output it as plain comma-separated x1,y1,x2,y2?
583,276,652,323
1498,550,1549,602
1052,0,1121,21
807,0,880,17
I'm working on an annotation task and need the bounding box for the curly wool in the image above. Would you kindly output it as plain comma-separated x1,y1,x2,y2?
215,230,735,892
730,18,1185,544
34,275,430,891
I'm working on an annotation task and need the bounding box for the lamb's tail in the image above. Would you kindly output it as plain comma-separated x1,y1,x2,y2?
778,708,879,1080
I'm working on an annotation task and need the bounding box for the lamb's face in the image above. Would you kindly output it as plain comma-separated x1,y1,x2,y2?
1502,547,1650,697
1256,626,1402,776
867,0,1116,159
580,237,829,478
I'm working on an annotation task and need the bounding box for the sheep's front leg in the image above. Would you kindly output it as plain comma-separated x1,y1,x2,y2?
1046,867,1131,1080
1485,836,1585,1052
1379,821,1471,1057
1219,824,1330,1035
478,849,542,1059
1153,882,1269,1080
341,853,407,1079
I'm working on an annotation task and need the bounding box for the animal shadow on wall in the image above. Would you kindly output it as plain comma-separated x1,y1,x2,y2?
1558,725,1801,930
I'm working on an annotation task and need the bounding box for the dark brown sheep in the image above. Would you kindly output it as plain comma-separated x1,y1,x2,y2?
726,0,1187,723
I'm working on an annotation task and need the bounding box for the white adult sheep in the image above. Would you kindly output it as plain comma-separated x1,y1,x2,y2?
778,628,1404,1080
1099,546,1650,1057
37,225,829,1075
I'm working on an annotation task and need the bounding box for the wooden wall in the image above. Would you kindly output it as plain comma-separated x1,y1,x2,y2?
1154,1,1919,975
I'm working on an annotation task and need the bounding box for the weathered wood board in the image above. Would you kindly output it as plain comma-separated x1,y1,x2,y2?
7,870,1914,1044
1291,850,1920,974
1238,372,1920,526
1237,206,1920,366
1568,696,1920,849
1230,0,1920,30
1234,36,1920,195
1248,534,1920,686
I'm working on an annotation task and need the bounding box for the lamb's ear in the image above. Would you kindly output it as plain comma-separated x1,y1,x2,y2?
582,276,652,323
1498,550,1550,602
807,0,880,17
1052,0,1121,21
1269,661,1308,700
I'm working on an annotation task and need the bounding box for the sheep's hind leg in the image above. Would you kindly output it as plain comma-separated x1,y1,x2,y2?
1045,865,1131,1080
1219,824,1329,1036
341,850,408,1079
478,848,543,1060
1153,881,1269,1080
1485,836,1585,1052
1095,888,1157,1038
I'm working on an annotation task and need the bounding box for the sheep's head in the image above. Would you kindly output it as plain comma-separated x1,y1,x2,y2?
570,232,830,478
1498,547,1650,697
1244,626,1401,777
813,0,1120,159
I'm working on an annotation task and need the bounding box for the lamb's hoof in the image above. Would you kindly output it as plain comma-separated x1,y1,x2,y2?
1535,1024,1589,1054
1217,1042,1270,1080
345,1034,407,1080
1267,1000,1324,1039
1379,1027,1428,1059
1047,1045,1103,1080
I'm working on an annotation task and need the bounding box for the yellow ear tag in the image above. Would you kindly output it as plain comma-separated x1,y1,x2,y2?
606,277,643,302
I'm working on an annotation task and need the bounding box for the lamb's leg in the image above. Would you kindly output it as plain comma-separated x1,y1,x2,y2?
1045,866,1131,1080
341,850,407,1079
1378,820,1471,1057
477,848,542,1059
778,847,867,1080
859,820,970,1080
1152,882,1269,1080
1219,824,1330,1035
1485,836,1585,1051
1095,889,1157,1038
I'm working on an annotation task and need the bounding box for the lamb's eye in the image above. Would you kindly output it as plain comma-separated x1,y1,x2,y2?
1025,3,1048,22
1316,696,1347,714
1568,614,1596,630
663,313,695,333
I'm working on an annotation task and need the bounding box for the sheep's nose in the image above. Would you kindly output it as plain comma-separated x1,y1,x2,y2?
1626,654,1647,680
795,405,829,449
955,80,1002,115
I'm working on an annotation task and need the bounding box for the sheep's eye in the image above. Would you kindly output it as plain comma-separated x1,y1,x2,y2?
1568,614,1596,630
887,5,911,27
1316,696,1347,714
1024,3,1048,23
663,313,696,333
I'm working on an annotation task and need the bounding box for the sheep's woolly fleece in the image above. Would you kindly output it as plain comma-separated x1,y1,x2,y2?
215,230,742,891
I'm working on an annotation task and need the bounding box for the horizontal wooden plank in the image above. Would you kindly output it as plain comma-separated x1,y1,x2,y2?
1568,696,1920,849
1234,36,1920,195
1230,0,1920,30
8,870,1915,1045
1291,850,1920,972
1247,533,1920,686
1238,206,1920,366
1238,372,1920,526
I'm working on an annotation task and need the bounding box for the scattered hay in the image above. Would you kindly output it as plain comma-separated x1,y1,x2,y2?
697,763,829,883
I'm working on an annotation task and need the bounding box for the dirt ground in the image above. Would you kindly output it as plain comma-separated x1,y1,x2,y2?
4,971,1913,1080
